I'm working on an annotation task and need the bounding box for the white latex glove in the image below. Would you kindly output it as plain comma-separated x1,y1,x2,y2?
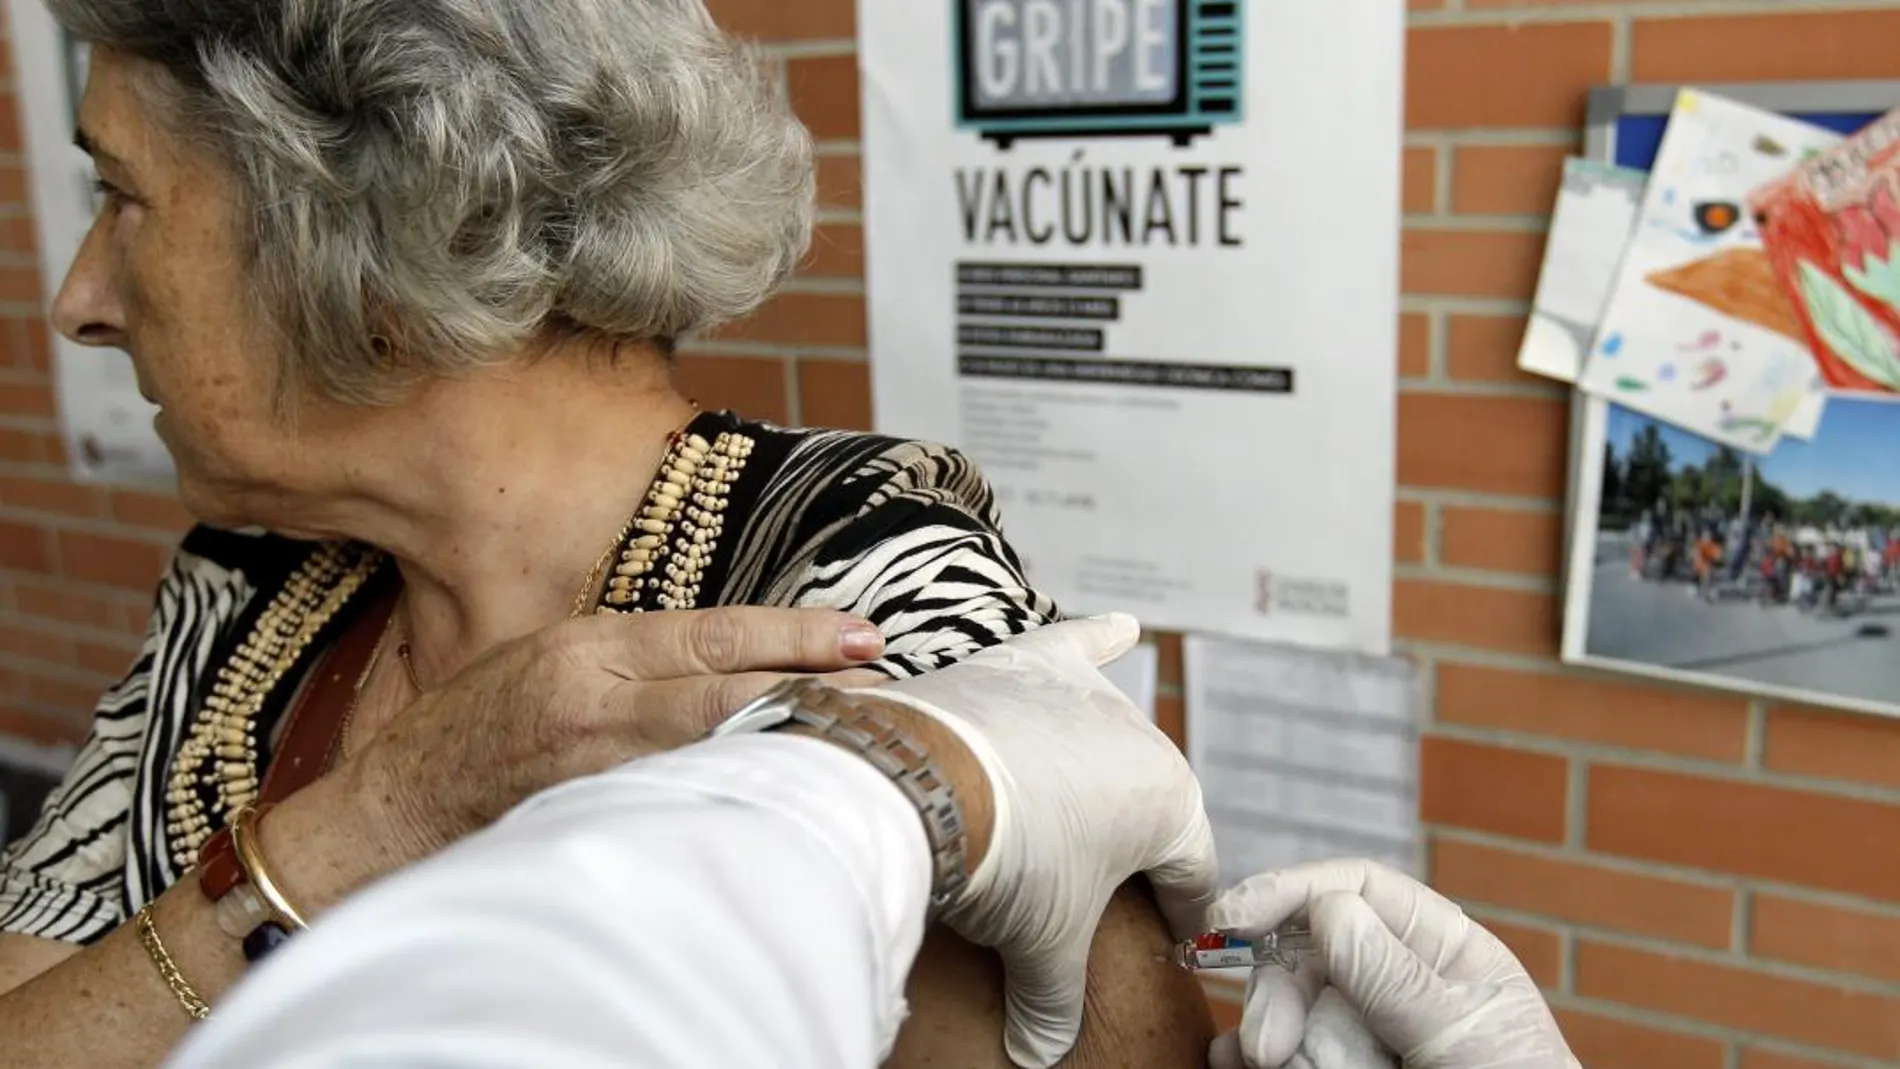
1208,970,1391,1069
1289,989,1395,1069
1206,859,1579,1069
872,614,1219,1069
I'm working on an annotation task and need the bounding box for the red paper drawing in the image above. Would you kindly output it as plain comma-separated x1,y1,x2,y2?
1750,109,1900,396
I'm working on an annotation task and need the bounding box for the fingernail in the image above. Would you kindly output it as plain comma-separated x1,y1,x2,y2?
840,623,885,660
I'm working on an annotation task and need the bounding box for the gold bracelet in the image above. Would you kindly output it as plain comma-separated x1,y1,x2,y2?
135,903,212,1022
229,806,309,931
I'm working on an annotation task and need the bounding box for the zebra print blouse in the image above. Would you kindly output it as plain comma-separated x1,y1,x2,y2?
0,411,1058,945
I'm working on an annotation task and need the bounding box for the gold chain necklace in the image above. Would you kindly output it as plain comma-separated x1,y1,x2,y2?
386,430,690,695
389,535,617,694
334,611,398,766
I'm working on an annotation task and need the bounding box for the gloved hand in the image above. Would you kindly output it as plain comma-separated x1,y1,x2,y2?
872,614,1219,1069
1206,859,1579,1069
1209,963,1388,1069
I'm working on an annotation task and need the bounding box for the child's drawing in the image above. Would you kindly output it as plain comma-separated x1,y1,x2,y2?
1578,90,1843,453
1751,106,1900,397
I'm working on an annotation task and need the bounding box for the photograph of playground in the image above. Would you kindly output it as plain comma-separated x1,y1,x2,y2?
1574,397,1900,713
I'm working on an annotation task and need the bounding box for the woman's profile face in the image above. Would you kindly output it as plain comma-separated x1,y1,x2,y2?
52,49,336,525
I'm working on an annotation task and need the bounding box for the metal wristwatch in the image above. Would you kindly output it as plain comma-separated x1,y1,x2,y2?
715,678,969,915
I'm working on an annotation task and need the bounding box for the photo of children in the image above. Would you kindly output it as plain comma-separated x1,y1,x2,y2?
1565,396,1900,715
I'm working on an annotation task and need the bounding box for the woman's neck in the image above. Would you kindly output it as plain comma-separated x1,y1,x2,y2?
273,355,699,688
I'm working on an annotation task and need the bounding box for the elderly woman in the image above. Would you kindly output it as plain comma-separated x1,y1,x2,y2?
0,1,1214,1066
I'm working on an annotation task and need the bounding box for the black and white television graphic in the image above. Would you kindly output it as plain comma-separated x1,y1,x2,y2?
954,0,1244,148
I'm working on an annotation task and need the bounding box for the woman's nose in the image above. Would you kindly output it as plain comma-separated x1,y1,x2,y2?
52,222,127,348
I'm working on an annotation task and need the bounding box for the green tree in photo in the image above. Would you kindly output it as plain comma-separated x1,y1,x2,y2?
1622,425,1673,516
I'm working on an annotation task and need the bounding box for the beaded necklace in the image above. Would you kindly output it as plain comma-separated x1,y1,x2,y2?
164,542,385,869
163,421,756,871
602,427,753,612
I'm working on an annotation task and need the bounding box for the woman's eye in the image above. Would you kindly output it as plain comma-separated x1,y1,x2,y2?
90,177,129,208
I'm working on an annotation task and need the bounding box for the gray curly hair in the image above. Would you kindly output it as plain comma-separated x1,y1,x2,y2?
51,0,815,404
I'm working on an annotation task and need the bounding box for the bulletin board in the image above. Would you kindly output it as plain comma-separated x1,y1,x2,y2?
1561,80,1900,720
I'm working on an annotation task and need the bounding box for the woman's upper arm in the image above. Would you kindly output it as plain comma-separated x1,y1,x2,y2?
0,932,79,995
888,879,1215,1068
783,446,1062,676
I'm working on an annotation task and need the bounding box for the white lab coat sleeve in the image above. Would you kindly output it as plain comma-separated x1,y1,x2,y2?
161,734,935,1069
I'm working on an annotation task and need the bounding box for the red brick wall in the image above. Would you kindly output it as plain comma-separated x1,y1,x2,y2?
7,2,1900,1065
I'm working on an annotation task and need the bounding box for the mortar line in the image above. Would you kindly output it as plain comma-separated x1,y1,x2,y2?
1393,563,1556,593
1434,139,1455,216
1430,824,1900,920
1427,307,1450,383
1565,755,1589,849
1547,992,1891,1069
1396,487,1561,512
1407,0,1900,25
1743,699,1768,770
1732,886,1754,957
781,354,804,426
1395,380,1569,400
1406,129,1586,149
1402,215,1549,234
1399,295,1533,316
1426,720,1900,805
1609,9,1634,84
1470,908,1900,996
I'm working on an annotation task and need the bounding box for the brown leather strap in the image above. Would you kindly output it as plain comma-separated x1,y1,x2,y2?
262,582,400,802
196,819,246,902
199,580,399,902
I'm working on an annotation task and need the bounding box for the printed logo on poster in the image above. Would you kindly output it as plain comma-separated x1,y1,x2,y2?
953,0,1244,149
1254,569,1351,620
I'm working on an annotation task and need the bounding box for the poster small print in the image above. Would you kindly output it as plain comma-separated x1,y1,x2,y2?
858,0,1404,652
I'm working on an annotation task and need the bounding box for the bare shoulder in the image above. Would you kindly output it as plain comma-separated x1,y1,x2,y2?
888,879,1215,1068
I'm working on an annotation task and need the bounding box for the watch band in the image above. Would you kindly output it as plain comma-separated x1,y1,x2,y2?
740,679,969,917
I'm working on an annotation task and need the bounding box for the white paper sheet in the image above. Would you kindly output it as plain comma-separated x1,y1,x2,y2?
1782,385,1828,440
1099,641,1159,724
1519,159,1646,383
1184,635,1420,886
5,3,173,488
1578,89,1843,453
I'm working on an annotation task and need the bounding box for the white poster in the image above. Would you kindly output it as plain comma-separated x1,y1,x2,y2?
1184,634,1419,886
5,1,172,487
859,1,1403,653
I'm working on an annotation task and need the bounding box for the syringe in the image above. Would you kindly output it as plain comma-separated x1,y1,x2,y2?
1173,925,1316,972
